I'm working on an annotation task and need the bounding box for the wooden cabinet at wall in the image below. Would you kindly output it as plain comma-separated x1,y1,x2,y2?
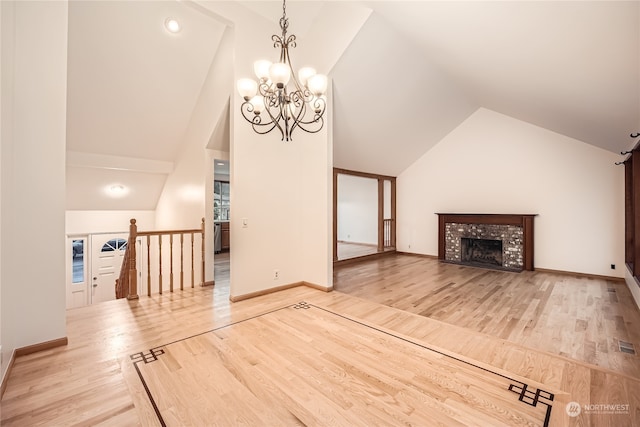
221,222,230,251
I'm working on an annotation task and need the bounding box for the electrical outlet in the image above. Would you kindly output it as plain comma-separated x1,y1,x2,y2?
273,269,279,280
611,264,616,270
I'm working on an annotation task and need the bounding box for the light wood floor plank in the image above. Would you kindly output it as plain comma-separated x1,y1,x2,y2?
2,252,639,426
334,254,640,379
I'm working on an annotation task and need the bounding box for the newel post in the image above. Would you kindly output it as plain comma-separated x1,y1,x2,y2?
127,218,139,300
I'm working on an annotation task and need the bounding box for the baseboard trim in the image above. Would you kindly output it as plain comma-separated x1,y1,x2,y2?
301,281,333,292
15,337,68,357
534,267,624,282
368,252,623,281
395,251,439,260
229,281,332,303
0,349,16,400
1,336,67,400
230,282,304,302
334,250,396,266
337,240,377,247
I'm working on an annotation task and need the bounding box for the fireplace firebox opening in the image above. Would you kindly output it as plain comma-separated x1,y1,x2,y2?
461,238,503,267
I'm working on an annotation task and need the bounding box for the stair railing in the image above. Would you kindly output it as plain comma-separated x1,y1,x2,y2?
116,218,206,299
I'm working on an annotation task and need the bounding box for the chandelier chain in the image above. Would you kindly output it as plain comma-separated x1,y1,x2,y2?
279,0,288,38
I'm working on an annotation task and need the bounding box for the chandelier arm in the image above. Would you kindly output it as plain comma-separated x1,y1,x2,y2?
292,94,326,123
283,89,326,136
239,100,281,136
263,96,288,141
252,121,279,136
291,116,325,135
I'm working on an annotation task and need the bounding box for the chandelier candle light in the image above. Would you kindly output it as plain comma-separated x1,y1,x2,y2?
236,0,328,141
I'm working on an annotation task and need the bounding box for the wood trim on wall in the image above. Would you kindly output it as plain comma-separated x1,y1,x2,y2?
333,168,397,262
625,159,633,266
1,337,68,399
534,267,624,282
15,337,68,357
0,350,16,400
377,179,384,252
391,180,397,248
333,168,395,181
632,154,640,277
333,250,396,266
301,281,333,292
229,282,332,303
395,251,439,260
333,169,339,262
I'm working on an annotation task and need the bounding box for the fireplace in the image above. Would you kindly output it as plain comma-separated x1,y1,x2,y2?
436,213,536,271
461,238,503,267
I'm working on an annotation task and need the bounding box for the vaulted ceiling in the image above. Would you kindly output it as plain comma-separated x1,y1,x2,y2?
65,1,639,210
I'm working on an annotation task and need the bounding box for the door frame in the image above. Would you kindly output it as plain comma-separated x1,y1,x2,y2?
333,168,397,262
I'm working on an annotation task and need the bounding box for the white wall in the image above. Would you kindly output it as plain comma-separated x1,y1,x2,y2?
231,106,332,295
337,174,377,245
228,8,333,297
153,25,231,228
154,26,233,285
0,0,6,378
1,1,68,379
66,210,155,235
397,108,624,278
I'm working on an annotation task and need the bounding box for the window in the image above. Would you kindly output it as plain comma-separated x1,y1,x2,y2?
101,238,127,252
72,239,85,283
214,180,230,221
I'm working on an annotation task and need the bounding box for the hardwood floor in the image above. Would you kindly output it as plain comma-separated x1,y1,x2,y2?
334,253,640,379
1,252,639,426
337,242,378,260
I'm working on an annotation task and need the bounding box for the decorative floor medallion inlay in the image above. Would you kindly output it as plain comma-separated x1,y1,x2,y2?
130,348,165,364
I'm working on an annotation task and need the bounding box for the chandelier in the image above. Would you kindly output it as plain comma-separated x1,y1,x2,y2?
236,0,328,141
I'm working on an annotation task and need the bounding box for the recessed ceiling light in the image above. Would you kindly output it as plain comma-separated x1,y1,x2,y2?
164,18,181,33
106,184,128,198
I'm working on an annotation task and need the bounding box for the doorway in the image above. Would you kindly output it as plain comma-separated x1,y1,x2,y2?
91,233,128,304
333,168,396,262
66,232,129,309
213,158,231,290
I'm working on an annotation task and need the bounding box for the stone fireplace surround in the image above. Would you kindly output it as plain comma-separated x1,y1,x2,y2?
437,214,536,271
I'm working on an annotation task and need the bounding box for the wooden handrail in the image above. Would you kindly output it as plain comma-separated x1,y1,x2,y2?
115,218,206,299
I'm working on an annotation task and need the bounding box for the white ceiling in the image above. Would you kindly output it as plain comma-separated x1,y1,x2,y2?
66,1,226,161
63,1,640,210
367,1,639,154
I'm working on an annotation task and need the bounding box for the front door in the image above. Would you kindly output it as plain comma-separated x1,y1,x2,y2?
90,233,128,304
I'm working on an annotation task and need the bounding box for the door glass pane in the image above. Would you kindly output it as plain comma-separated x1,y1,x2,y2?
214,180,230,221
72,239,84,283
102,238,127,252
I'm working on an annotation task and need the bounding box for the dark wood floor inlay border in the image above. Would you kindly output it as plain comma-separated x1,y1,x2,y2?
130,301,555,426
